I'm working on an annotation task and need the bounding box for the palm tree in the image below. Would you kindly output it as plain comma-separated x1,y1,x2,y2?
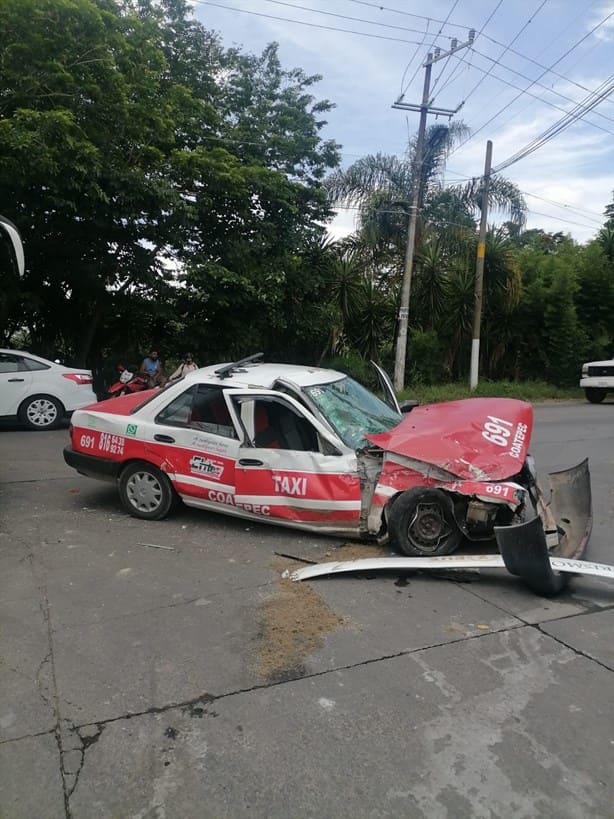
323,124,528,380
316,238,398,364
325,122,526,256
326,123,470,249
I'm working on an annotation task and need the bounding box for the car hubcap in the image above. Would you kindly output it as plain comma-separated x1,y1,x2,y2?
27,399,58,427
126,471,163,512
408,501,451,552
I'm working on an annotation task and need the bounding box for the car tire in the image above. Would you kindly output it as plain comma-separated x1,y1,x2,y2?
584,388,606,404
388,487,464,557
118,461,179,520
18,394,64,430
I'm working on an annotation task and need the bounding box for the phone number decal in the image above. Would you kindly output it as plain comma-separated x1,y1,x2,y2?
79,432,125,456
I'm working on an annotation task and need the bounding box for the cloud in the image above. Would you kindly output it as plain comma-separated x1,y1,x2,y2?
326,208,357,241
588,1,614,41
192,0,614,241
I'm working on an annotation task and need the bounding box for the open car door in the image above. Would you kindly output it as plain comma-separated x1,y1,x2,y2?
370,361,401,414
224,389,363,535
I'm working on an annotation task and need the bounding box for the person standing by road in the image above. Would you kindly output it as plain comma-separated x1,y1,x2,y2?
139,349,166,386
169,353,199,380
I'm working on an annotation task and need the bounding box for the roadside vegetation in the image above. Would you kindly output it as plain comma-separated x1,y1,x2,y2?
0,0,612,393
400,381,583,405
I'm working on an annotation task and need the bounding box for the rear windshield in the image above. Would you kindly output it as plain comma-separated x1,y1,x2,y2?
304,376,400,450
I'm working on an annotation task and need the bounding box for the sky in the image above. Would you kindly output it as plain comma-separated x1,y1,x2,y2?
191,0,614,243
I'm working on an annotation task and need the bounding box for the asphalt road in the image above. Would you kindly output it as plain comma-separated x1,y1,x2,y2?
1,402,613,818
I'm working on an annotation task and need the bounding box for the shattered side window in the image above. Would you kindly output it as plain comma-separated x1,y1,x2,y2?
304,376,401,450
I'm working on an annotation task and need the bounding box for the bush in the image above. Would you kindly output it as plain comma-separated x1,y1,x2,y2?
324,351,378,389
406,328,447,386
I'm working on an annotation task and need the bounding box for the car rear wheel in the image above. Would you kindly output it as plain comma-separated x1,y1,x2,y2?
18,395,63,430
119,461,178,520
388,487,464,557
584,388,606,404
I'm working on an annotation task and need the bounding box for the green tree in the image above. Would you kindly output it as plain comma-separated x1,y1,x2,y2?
512,244,586,385
575,241,614,359
0,0,340,366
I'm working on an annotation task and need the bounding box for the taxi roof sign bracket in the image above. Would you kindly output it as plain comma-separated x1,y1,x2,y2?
214,352,264,379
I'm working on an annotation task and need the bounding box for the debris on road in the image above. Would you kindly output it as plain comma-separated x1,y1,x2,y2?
136,542,175,551
253,561,347,682
285,553,614,596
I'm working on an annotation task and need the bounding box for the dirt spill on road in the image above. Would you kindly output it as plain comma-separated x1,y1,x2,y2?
253,543,392,683
253,559,347,683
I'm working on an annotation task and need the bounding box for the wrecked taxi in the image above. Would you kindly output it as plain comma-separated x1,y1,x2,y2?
64,354,592,593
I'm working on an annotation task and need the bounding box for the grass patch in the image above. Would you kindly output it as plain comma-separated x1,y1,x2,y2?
401,380,583,404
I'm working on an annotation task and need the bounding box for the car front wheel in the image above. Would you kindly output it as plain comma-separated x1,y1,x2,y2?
584,388,606,404
18,395,63,430
388,487,464,557
118,461,178,520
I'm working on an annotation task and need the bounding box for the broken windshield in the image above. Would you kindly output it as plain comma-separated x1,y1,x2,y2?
304,376,401,450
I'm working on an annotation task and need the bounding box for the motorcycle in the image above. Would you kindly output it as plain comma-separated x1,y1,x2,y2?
106,365,152,398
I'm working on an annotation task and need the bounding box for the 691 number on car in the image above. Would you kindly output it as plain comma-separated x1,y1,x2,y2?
481,415,528,459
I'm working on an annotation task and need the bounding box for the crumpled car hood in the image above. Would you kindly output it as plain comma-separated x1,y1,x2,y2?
365,397,533,481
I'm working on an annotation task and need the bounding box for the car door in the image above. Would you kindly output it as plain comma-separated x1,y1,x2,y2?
0,353,33,415
370,361,401,413
224,390,362,534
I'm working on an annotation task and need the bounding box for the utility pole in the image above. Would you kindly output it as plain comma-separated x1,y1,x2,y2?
392,31,475,392
469,139,493,391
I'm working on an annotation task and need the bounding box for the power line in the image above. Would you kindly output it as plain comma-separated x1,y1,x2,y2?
428,0,463,97
331,202,600,232
195,0,436,46
448,50,614,139
493,73,614,173
429,0,502,102
520,192,603,223
259,0,453,39
459,0,548,108
399,23,431,98
467,47,614,127
525,208,601,230
479,0,605,94
343,0,474,32
442,170,605,223
429,0,503,104
449,6,614,156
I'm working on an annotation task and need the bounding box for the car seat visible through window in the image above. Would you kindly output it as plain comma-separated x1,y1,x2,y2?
254,404,281,448
189,388,236,438
253,402,318,451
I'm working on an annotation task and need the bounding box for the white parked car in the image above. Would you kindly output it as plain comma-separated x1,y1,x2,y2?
580,357,614,403
0,349,97,430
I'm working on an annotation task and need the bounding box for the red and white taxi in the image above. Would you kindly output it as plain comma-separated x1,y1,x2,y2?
64,354,548,556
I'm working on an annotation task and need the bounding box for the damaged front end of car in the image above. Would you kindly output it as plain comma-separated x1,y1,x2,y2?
496,457,592,595
343,398,596,596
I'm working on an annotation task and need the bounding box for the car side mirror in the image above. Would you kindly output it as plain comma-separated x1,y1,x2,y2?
399,399,419,414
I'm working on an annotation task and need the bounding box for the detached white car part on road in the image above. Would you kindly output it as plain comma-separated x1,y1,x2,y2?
0,349,97,430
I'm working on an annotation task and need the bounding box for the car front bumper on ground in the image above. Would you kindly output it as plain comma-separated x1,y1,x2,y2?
63,446,121,482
